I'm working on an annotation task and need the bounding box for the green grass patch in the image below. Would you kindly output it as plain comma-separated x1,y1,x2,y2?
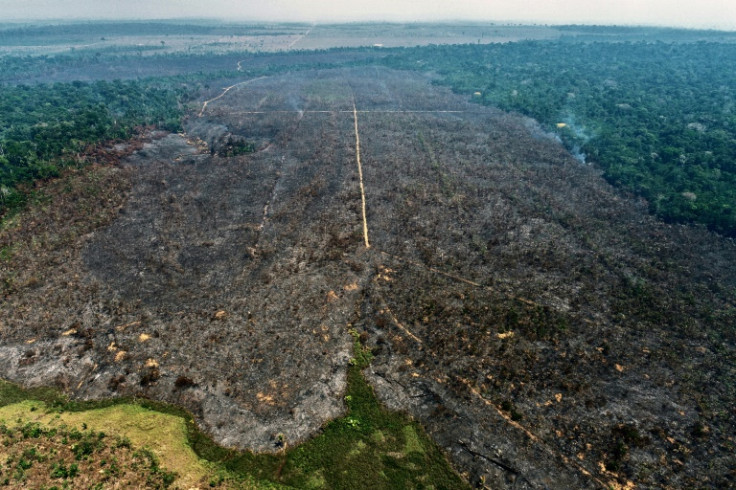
279,364,467,489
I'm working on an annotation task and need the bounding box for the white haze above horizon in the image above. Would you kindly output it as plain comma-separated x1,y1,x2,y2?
1,0,735,31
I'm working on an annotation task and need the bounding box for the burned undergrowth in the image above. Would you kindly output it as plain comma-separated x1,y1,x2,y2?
1,67,735,488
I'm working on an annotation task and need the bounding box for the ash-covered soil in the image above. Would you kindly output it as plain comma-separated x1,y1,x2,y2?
2,67,735,488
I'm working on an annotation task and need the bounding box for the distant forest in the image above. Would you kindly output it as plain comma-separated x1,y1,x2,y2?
1,30,735,236
382,41,736,235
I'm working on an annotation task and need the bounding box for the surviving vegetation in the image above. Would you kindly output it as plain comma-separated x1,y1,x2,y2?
1,21,735,489
0,79,181,216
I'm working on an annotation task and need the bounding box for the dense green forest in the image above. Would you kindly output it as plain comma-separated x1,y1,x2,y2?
382,41,736,235
0,79,182,213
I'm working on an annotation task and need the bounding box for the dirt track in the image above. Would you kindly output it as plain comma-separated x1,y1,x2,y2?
198,76,267,116
352,102,371,249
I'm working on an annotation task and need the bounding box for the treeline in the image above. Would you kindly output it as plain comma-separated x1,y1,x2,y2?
556,25,736,42
382,41,736,236
0,79,183,213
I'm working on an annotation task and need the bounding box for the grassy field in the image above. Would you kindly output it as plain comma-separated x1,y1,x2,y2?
0,400,202,488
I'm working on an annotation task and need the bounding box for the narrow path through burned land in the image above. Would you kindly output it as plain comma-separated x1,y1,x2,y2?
352,101,371,249
198,76,267,116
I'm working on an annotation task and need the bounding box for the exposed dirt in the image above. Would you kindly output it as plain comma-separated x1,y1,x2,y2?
2,67,736,489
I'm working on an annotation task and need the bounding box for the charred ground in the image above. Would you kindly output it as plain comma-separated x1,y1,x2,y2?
1,67,735,488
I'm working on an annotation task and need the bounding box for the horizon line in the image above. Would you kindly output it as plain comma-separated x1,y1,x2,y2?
0,18,734,32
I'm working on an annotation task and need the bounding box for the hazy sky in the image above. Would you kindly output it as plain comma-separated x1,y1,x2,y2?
2,0,735,30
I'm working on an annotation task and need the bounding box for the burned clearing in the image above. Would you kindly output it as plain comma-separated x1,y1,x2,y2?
2,67,736,488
